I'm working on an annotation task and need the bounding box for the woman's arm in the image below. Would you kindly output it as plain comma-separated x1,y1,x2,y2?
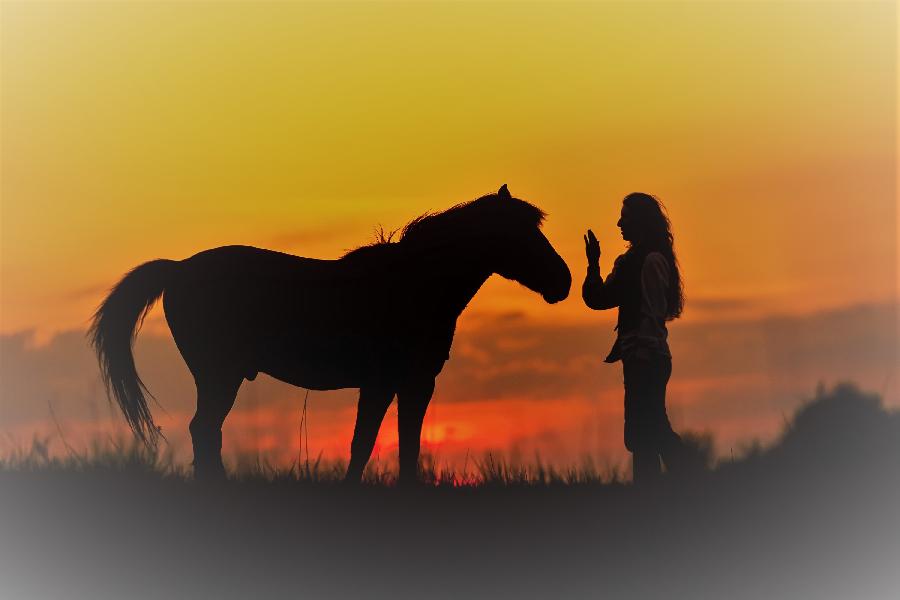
582,252,623,311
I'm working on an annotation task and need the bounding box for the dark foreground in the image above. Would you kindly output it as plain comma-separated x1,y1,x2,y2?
2,384,899,600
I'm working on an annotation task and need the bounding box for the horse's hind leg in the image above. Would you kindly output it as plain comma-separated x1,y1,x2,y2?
190,373,243,481
344,386,394,483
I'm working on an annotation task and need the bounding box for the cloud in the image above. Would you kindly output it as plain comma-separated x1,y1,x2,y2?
0,329,358,446
685,295,759,318
1,302,895,464
672,303,898,390
1,330,109,425
688,296,756,311
441,302,897,403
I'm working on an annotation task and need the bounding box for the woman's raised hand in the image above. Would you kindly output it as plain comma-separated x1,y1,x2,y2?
584,229,601,264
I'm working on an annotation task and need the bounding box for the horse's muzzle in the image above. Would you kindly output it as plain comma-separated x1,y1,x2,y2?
542,266,571,304
542,290,569,304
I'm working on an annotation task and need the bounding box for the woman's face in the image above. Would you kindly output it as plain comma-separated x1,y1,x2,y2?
617,203,640,243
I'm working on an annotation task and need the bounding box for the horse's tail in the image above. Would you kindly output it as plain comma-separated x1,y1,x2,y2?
88,259,178,448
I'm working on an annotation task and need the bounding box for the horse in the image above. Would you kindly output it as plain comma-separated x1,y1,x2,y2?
89,185,571,483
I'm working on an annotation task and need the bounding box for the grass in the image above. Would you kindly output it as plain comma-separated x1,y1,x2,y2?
1,383,898,600
1,434,184,479
1,433,629,488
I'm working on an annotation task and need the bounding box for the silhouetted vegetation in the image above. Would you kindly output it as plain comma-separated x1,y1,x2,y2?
1,384,898,600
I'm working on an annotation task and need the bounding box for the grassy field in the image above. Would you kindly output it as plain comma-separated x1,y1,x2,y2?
2,383,898,600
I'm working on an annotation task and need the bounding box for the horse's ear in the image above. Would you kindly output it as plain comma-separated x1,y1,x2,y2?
498,184,511,199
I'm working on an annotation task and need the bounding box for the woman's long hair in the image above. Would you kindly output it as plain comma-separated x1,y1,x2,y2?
623,192,685,320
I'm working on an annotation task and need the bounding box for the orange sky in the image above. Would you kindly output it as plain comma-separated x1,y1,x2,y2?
1,2,897,471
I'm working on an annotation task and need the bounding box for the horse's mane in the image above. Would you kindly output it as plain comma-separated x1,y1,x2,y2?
342,192,546,260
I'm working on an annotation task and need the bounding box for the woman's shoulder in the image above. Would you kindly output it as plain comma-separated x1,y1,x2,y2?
615,249,660,271
642,251,671,275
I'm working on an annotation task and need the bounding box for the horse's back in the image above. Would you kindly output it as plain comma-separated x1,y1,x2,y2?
183,244,330,277
162,245,392,386
165,245,338,325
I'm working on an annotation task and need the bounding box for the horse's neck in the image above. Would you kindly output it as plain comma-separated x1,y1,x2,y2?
403,244,491,321
443,263,491,318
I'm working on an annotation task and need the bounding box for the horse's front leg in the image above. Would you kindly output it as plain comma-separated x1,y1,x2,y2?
344,385,395,483
397,376,436,486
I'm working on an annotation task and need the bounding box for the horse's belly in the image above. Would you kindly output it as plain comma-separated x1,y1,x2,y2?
261,361,361,391
256,341,376,390
256,339,442,390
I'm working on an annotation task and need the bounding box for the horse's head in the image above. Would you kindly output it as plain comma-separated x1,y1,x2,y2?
487,185,571,304
396,185,571,304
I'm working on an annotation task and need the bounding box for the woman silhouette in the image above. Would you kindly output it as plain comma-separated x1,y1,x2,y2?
582,192,687,485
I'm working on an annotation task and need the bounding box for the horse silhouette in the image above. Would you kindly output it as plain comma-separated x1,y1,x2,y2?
89,185,571,483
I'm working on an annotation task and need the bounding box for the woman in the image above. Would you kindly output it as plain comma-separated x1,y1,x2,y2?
582,192,686,485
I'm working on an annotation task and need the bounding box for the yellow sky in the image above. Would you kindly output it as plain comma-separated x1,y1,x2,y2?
0,1,897,469
1,1,896,334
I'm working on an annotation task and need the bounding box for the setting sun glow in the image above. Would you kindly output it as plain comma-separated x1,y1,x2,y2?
1,2,896,471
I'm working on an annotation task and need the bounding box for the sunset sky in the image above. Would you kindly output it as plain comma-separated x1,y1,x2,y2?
1,2,897,471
